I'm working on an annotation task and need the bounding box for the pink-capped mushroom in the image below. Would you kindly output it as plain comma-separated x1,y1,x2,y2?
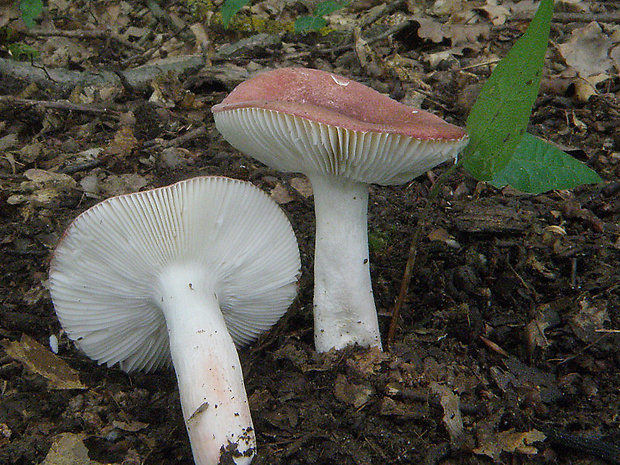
212,67,468,353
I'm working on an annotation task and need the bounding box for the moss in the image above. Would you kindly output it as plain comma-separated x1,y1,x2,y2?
369,229,391,255
185,0,215,22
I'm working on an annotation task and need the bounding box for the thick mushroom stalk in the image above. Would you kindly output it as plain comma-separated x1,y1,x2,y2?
158,265,254,464
310,175,380,351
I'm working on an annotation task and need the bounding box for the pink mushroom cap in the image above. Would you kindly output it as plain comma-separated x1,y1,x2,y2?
212,67,469,186
212,67,467,141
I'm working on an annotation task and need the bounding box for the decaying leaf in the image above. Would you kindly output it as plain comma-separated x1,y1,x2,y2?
112,419,149,433
104,124,139,159
290,177,313,198
7,169,77,207
270,182,295,204
346,346,390,378
41,433,105,465
557,21,617,101
2,334,86,390
557,22,613,77
570,299,610,343
334,373,373,409
473,428,546,461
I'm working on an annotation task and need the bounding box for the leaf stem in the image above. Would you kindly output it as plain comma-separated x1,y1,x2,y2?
386,162,460,349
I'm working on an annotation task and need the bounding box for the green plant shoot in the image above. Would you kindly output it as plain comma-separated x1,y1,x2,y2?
489,134,602,194
462,0,554,181
19,0,43,28
295,1,347,33
461,0,600,193
221,0,251,28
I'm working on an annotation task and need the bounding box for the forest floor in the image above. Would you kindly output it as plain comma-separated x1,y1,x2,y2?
1,0,619,464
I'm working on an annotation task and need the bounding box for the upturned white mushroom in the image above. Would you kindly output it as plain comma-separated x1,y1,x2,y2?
212,67,468,353
49,176,300,465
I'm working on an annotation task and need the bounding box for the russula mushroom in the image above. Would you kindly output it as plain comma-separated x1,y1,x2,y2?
49,176,300,465
212,67,468,353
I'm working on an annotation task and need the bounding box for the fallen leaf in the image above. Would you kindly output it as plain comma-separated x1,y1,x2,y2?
2,334,86,390
290,177,313,198
112,419,149,433
557,22,613,77
570,299,610,343
270,183,294,204
41,433,104,465
105,125,139,159
473,428,546,460
334,374,373,409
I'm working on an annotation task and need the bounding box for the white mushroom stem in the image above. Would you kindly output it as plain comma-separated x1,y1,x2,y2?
157,265,255,465
309,174,382,353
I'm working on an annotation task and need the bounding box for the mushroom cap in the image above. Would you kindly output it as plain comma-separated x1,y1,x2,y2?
212,67,469,185
50,176,301,372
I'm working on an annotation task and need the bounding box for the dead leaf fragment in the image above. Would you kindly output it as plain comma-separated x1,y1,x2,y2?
2,334,86,390
270,183,294,204
41,433,104,465
290,177,313,198
334,374,373,409
0,423,11,448
7,169,77,207
473,428,546,460
112,419,149,433
570,299,610,343
558,22,613,77
105,125,139,159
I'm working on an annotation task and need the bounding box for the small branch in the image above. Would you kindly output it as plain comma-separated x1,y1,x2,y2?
0,54,206,94
24,28,145,52
0,96,121,117
386,163,459,349
511,11,620,23
542,427,620,465
142,125,207,149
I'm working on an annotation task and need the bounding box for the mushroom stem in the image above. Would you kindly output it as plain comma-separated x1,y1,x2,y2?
157,265,255,465
309,175,382,353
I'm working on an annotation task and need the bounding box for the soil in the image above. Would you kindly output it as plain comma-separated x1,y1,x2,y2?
1,1,620,465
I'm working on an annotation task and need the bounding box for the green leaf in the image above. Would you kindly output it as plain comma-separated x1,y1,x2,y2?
489,133,602,194
313,0,347,17
462,0,554,181
294,15,327,33
221,0,251,28
19,0,43,28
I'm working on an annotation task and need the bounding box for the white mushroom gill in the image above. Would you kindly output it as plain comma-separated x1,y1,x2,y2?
49,176,301,465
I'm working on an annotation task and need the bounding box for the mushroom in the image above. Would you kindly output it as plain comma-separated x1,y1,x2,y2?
212,67,468,353
49,176,300,465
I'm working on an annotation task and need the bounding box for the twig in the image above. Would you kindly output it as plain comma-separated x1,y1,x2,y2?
58,159,104,175
386,163,460,349
0,96,121,117
328,0,408,54
511,11,620,23
24,28,144,52
142,126,207,149
330,21,411,54
0,54,206,94
542,427,620,465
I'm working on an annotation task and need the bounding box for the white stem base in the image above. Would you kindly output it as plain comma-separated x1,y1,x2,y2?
157,266,255,465
310,175,382,353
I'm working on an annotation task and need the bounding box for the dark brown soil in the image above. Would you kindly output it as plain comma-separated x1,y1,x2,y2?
1,1,620,464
